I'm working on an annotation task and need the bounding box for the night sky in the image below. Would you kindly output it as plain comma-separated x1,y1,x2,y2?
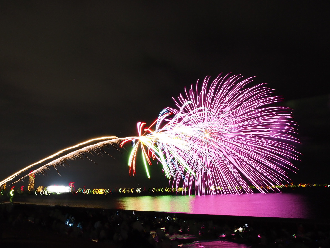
1,1,329,189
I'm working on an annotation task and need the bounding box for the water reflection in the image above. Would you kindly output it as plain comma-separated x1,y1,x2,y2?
117,195,191,213
117,193,311,219
15,191,315,219
183,240,250,248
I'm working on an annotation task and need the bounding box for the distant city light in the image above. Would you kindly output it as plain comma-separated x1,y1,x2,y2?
15,183,330,196
47,185,71,193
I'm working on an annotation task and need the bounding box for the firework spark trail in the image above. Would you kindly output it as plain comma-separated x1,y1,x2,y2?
0,136,122,187
10,138,133,185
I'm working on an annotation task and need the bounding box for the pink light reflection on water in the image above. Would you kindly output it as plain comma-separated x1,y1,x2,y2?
183,240,250,248
191,193,310,218
117,193,311,219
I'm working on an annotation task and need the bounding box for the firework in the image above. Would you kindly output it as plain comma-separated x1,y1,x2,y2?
1,73,299,194
121,73,300,194
0,136,122,187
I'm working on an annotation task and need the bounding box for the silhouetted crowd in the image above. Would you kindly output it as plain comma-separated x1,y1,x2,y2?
1,202,330,247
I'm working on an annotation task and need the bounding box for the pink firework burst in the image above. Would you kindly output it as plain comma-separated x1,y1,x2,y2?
124,73,300,194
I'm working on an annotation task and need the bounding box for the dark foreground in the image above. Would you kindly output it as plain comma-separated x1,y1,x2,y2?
1,202,330,248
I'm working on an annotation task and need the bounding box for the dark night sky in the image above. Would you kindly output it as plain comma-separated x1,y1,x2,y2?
0,1,329,189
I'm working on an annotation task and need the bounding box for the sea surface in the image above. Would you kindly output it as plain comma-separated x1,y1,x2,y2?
15,188,330,221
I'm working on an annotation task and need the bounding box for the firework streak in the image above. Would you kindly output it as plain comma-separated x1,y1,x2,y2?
0,73,300,194
0,137,124,187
